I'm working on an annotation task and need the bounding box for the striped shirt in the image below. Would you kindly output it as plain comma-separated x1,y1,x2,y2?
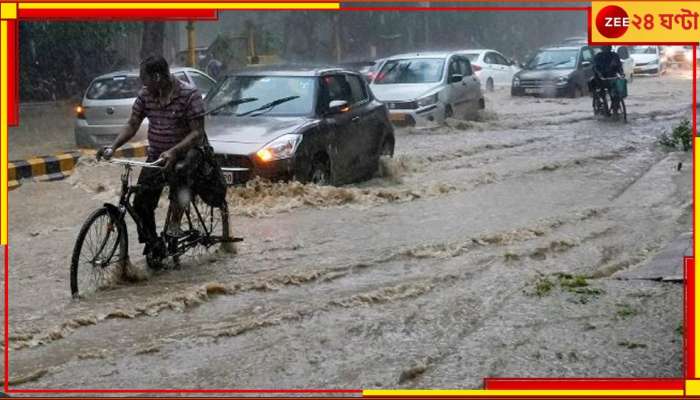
131,77,205,158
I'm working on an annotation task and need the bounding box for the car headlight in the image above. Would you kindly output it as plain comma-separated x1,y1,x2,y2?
555,76,569,86
416,93,439,108
513,77,520,87
256,134,302,162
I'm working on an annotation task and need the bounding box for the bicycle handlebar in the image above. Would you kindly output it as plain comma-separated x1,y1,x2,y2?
108,158,165,169
595,72,625,81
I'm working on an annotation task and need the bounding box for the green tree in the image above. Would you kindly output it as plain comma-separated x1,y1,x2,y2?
19,22,138,101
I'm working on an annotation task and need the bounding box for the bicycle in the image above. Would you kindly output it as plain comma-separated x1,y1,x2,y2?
592,74,627,123
70,157,241,299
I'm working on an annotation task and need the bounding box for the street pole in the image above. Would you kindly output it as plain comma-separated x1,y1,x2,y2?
186,21,196,67
333,14,342,63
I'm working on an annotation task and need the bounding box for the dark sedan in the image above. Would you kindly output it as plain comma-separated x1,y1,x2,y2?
205,66,395,186
511,45,595,98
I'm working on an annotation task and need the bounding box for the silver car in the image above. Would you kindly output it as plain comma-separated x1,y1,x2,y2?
369,51,485,127
74,67,216,149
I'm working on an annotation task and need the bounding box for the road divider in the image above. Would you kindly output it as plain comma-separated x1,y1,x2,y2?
9,141,148,190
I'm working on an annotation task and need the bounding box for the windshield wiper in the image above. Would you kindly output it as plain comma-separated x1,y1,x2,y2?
531,61,554,69
208,97,258,116
551,59,574,68
236,95,300,117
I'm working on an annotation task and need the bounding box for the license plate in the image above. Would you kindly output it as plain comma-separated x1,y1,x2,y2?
223,172,234,185
525,88,543,94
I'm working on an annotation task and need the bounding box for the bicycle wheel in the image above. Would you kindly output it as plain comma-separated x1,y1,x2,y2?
70,207,127,299
172,196,231,260
593,90,608,117
620,97,627,123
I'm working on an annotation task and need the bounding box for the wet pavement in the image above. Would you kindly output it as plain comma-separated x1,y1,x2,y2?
6,72,692,391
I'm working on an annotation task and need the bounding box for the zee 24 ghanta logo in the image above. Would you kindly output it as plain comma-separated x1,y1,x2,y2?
596,5,630,38
596,4,700,38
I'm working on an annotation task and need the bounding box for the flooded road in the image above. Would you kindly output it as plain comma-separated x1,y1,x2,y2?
7,73,692,391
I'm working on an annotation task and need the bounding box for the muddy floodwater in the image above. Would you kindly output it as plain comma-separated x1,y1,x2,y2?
6,72,692,392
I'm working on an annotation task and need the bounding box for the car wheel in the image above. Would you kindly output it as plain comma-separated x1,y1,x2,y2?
380,136,394,157
309,154,331,186
486,78,494,92
444,104,454,119
569,85,582,98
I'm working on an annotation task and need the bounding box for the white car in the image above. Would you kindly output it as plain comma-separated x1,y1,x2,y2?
460,49,520,91
611,46,636,82
662,46,693,68
628,46,665,76
75,67,216,149
369,51,485,127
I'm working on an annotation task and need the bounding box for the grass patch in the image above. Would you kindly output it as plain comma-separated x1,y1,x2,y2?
616,303,638,319
659,119,691,152
556,273,589,290
618,340,647,349
527,274,604,301
571,287,605,296
533,277,554,297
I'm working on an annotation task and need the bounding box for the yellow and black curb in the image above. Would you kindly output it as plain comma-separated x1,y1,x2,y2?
8,141,148,190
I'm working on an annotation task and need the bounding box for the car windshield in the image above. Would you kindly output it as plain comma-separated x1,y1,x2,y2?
526,50,578,70
206,76,315,116
86,76,141,100
374,58,445,84
630,46,657,55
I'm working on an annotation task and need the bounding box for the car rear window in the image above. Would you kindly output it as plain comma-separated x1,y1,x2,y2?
374,58,445,84
86,76,142,100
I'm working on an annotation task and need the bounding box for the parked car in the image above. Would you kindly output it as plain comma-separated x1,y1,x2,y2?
663,46,693,68
205,66,395,186
339,58,386,83
553,38,635,82
559,36,588,45
74,67,216,149
370,51,485,127
461,49,520,91
511,45,595,97
611,46,635,82
629,46,665,76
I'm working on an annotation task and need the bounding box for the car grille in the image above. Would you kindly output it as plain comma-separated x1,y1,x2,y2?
215,154,253,169
519,79,546,87
214,154,253,185
386,101,418,110
636,62,649,67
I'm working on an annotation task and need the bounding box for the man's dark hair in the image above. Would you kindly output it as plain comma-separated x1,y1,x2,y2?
140,55,170,79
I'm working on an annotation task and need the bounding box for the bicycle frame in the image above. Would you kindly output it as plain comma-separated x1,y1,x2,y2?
108,158,224,258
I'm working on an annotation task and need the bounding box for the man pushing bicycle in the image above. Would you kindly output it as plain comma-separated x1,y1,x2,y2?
97,55,211,262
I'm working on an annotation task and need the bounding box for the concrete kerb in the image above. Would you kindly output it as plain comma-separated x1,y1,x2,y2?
8,142,148,190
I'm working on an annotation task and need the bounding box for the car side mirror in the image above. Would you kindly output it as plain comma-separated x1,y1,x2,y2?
518,62,526,69
449,74,464,83
328,100,349,114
